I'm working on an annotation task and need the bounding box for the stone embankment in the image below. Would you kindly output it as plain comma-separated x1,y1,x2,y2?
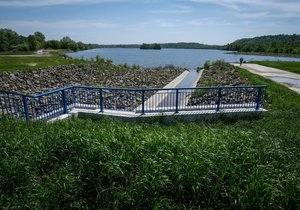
198,61,247,87
188,61,255,106
0,64,186,94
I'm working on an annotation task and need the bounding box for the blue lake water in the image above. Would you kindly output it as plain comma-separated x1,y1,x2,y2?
67,48,300,69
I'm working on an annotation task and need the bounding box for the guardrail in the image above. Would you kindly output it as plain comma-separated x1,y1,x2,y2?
0,85,267,121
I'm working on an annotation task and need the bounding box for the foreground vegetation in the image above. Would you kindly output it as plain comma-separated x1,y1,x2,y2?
252,61,300,74
1,62,300,209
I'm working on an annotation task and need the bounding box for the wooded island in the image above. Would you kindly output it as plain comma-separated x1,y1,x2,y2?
140,43,161,50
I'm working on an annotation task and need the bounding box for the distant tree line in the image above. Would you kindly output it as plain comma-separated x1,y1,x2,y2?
223,34,300,54
161,42,221,49
98,44,140,48
0,28,100,52
140,43,161,50
99,42,221,49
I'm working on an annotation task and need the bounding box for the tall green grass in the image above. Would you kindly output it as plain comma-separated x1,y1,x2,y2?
1,116,299,209
0,67,300,209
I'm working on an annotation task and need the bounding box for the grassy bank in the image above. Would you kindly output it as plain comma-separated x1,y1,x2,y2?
0,51,87,73
251,61,300,74
1,64,300,209
228,51,300,58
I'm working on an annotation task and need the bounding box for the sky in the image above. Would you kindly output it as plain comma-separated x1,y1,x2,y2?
0,0,300,45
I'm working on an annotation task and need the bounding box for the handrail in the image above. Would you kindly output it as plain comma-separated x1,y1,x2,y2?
31,87,74,98
0,85,268,97
73,85,267,91
0,85,267,121
0,89,29,97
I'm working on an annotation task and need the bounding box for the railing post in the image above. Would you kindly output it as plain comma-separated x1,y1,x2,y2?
62,90,67,114
255,87,262,110
141,89,145,115
175,89,179,113
72,87,76,108
22,95,29,121
100,88,103,112
216,87,222,111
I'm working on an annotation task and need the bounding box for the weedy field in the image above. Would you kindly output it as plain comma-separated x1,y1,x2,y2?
0,63,300,209
0,51,88,73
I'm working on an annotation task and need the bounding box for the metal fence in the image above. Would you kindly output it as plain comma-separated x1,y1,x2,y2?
0,85,267,121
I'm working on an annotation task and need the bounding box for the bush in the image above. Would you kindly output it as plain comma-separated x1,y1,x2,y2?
203,60,211,70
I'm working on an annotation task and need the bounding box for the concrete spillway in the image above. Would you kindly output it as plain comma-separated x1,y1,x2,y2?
158,69,202,108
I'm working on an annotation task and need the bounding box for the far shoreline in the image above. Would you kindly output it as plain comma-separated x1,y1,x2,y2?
225,51,300,58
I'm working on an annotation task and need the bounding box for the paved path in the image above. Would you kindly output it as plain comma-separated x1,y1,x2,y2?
232,63,300,94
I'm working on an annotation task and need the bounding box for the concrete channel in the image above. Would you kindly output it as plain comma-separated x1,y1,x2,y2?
139,69,202,111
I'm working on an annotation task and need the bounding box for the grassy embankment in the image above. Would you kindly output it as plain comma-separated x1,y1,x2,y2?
0,51,88,73
251,61,300,74
1,60,299,209
229,51,300,58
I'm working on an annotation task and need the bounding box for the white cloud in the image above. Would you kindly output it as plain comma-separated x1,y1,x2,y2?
239,11,269,19
148,9,191,14
126,18,185,32
190,0,300,14
0,0,128,7
190,0,242,10
152,19,183,28
148,5,193,14
187,19,235,26
186,20,207,26
0,20,117,29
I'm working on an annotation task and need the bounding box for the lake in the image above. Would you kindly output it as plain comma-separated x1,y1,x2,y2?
67,48,300,69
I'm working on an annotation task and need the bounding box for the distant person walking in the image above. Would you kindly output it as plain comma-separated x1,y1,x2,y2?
240,57,244,66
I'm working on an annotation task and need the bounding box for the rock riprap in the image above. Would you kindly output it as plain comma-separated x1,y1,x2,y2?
0,64,185,94
188,61,257,106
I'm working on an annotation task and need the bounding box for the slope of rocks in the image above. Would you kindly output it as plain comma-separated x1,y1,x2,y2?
197,60,247,87
0,63,185,94
188,61,255,106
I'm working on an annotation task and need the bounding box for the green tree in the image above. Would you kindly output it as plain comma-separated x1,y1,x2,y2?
60,36,72,49
223,34,300,55
0,28,20,51
153,43,161,49
60,36,79,51
34,31,45,48
27,35,40,51
77,41,88,51
140,43,161,50
45,40,61,49
0,28,100,52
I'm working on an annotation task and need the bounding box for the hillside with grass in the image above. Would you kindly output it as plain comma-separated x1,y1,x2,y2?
1,61,300,209
0,51,88,73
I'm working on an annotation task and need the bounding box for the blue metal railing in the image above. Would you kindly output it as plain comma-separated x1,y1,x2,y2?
0,85,267,121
